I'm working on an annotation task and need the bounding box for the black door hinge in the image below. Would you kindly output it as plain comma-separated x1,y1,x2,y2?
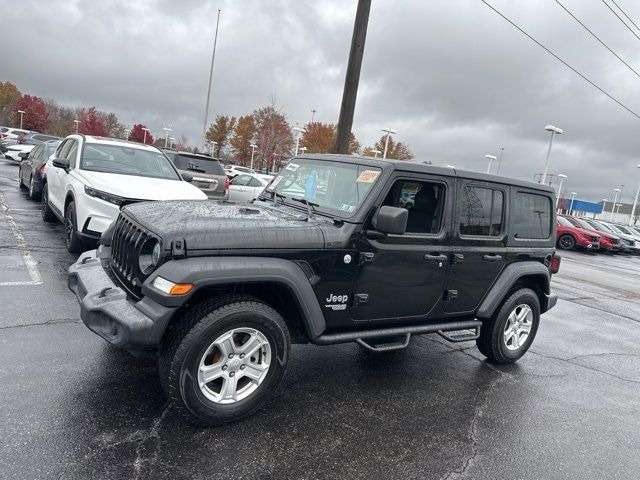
358,252,374,265
171,239,186,259
444,290,458,301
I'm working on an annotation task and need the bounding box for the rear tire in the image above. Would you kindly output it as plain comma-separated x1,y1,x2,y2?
28,176,40,201
476,288,540,364
64,201,85,253
41,183,56,223
159,296,290,426
557,234,575,250
18,170,27,189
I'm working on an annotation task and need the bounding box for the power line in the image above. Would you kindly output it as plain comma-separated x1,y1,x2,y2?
602,0,640,41
481,0,640,121
610,0,640,34
556,0,640,79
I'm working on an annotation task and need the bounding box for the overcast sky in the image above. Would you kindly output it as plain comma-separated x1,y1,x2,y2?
4,0,640,202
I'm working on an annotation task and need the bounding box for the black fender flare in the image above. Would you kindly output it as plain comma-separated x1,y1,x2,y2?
476,261,551,319
142,256,326,340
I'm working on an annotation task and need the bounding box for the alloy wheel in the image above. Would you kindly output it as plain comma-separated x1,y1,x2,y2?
198,327,271,404
503,304,533,351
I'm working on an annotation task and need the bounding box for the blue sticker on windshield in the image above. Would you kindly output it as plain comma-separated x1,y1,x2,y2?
305,170,318,199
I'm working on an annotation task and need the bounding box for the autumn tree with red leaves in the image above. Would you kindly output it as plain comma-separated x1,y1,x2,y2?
12,95,50,132
78,107,107,136
300,122,359,155
252,100,293,172
128,123,154,144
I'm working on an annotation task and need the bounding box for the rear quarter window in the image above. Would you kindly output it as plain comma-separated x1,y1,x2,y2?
513,192,552,239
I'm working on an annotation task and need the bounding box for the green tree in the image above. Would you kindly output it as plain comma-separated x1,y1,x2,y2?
103,112,125,139
205,115,237,158
0,81,21,126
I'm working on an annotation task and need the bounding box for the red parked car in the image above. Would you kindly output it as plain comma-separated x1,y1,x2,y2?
561,216,620,252
556,216,600,250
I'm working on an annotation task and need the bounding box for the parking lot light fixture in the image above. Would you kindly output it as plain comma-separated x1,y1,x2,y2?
73,119,80,134
485,154,497,174
496,147,505,175
569,192,577,214
162,126,172,149
292,126,305,156
611,188,621,221
17,110,26,129
541,125,563,185
556,174,567,208
629,164,640,226
370,149,381,158
142,127,149,144
382,127,396,158
168,137,175,149
249,144,257,169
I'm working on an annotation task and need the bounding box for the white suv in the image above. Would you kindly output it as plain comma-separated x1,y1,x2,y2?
42,135,207,253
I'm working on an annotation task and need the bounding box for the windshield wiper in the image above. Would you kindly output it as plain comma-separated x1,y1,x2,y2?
290,197,319,219
271,191,286,206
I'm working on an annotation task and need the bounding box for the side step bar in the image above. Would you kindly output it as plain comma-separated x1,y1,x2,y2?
313,320,482,346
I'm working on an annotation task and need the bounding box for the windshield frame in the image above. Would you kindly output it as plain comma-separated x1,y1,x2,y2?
80,142,182,180
260,158,384,220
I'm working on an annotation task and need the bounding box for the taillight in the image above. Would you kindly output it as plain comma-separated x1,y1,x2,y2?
225,176,229,191
550,254,561,274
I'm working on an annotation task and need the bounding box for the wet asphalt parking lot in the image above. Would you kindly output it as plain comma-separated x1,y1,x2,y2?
0,158,639,480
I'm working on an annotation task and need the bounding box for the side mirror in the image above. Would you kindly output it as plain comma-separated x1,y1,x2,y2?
52,158,70,170
181,172,193,182
377,206,408,235
18,152,29,160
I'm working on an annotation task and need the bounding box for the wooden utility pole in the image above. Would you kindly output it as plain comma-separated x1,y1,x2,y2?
334,0,371,154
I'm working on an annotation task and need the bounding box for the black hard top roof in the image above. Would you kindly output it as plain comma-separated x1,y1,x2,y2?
296,154,554,193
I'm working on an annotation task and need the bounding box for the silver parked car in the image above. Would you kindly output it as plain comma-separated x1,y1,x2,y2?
164,151,229,200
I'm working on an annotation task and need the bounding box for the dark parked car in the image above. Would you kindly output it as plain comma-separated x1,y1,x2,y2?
556,215,599,250
165,151,229,199
18,140,61,200
69,155,559,425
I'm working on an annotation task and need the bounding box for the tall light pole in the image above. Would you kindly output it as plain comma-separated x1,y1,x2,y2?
17,110,26,129
611,188,621,221
202,9,222,148
163,126,172,149
569,192,577,214
629,164,640,225
310,109,317,123
485,154,497,174
496,147,505,175
382,127,396,158
142,127,149,144
168,137,175,149
371,149,381,158
73,119,80,134
292,126,305,155
249,144,257,169
541,124,563,184
211,141,218,157
602,199,608,219
556,174,567,208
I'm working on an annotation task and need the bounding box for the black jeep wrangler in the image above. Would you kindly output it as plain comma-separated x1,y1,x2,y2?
69,154,559,425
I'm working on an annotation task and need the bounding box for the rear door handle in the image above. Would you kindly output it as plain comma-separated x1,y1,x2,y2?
424,253,447,262
483,254,503,262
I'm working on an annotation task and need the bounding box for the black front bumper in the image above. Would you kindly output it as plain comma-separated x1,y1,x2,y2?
68,248,176,350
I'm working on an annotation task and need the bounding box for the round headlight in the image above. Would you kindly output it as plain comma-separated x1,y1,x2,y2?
139,238,161,275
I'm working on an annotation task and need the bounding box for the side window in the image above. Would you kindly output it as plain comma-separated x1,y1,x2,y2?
513,192,552,239
381,179,445,234
57,140,71,159
459,186,504,237
248,177,263,187
28,144,42,159
232,175,251,186
65,140,79,169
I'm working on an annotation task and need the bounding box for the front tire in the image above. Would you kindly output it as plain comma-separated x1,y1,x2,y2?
557,234,575,250
476,288,540,364
41,183,56,223
159,296,290,426
64,201,85,253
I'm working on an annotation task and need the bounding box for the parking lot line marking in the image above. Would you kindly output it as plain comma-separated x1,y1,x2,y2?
0,193,43,286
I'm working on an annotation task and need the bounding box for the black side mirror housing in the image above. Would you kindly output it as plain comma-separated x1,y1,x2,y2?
376,206,408,235
181,172,193,182
52,158,70,170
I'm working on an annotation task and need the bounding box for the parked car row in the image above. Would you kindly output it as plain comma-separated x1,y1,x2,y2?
556,214,640,255
0,126,61,160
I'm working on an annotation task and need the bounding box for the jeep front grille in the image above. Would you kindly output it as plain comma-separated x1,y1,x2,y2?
109,213,153,298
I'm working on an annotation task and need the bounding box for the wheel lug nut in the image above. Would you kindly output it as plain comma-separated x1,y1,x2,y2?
222,365,227,370
240,365,246,370
228,353,234,359
229,372,235,377
240,354,245,359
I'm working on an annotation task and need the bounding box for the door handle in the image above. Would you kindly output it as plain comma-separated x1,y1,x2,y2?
483,254,503,262
424,253,447,262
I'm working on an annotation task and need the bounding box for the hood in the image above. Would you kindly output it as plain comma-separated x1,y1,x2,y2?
122,200,327,251
77,170,207,201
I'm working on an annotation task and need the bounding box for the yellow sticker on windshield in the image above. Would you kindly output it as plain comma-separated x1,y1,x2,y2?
356,170,380,183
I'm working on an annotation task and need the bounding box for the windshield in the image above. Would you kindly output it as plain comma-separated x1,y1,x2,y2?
46,141,61,156
264,159,382,218
557,216,573,227
169,154,225,175
81,144,180,180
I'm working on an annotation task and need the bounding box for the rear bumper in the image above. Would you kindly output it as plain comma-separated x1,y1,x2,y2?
68,248,176,350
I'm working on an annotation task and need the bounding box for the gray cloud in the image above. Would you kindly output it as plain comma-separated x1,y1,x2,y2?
3,0,640,202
